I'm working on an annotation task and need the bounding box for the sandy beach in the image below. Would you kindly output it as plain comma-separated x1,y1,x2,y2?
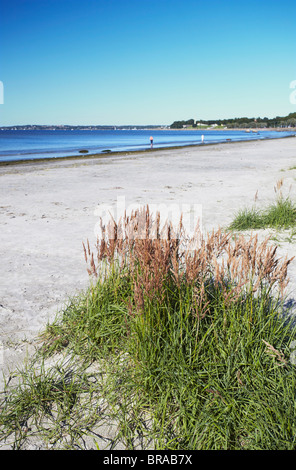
1,136,296,390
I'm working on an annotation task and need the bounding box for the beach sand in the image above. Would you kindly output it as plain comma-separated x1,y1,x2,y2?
1,136,296,447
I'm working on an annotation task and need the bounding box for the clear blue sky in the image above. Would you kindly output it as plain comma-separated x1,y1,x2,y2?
1,0,296,126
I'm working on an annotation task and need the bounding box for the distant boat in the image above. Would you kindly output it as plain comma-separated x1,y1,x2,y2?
245,129,250,133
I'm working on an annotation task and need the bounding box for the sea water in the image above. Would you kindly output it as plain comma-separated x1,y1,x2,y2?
0,128,294,163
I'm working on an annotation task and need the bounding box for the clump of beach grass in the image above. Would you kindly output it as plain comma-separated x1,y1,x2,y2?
1,206,296,450
229,198,296,231
0,356,109,449
229,179,296,232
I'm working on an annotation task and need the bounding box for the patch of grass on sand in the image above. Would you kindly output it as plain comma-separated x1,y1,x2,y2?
1,207,296,450
229,178,296,232
229,197,296,231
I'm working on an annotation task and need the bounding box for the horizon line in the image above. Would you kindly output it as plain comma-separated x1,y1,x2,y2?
1,112,296,128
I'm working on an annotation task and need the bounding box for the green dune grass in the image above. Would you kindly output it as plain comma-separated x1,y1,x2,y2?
1,207,296,450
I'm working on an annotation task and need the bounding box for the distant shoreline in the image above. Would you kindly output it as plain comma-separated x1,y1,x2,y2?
0,126,295,132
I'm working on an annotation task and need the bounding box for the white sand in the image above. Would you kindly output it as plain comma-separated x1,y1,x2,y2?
1,136,296,388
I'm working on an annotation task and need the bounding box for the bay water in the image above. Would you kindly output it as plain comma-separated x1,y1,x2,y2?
0,128,294,163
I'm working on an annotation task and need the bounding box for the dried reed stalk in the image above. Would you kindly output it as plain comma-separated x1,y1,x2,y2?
262,339,287,366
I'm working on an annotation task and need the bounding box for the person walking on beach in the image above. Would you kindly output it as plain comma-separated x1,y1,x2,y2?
150,136,153,148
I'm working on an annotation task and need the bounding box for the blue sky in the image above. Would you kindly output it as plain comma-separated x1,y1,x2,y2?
1,0,296,125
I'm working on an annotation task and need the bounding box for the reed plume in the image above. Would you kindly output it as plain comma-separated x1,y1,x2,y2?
83,205,293,315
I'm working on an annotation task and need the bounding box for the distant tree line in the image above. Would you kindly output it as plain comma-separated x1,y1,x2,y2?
170,119,197,129
171,113,296,129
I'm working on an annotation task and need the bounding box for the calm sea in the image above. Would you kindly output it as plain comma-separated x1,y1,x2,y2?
0,129,295,163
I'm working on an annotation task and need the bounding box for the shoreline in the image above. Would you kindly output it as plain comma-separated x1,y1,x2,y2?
0,131,295,167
